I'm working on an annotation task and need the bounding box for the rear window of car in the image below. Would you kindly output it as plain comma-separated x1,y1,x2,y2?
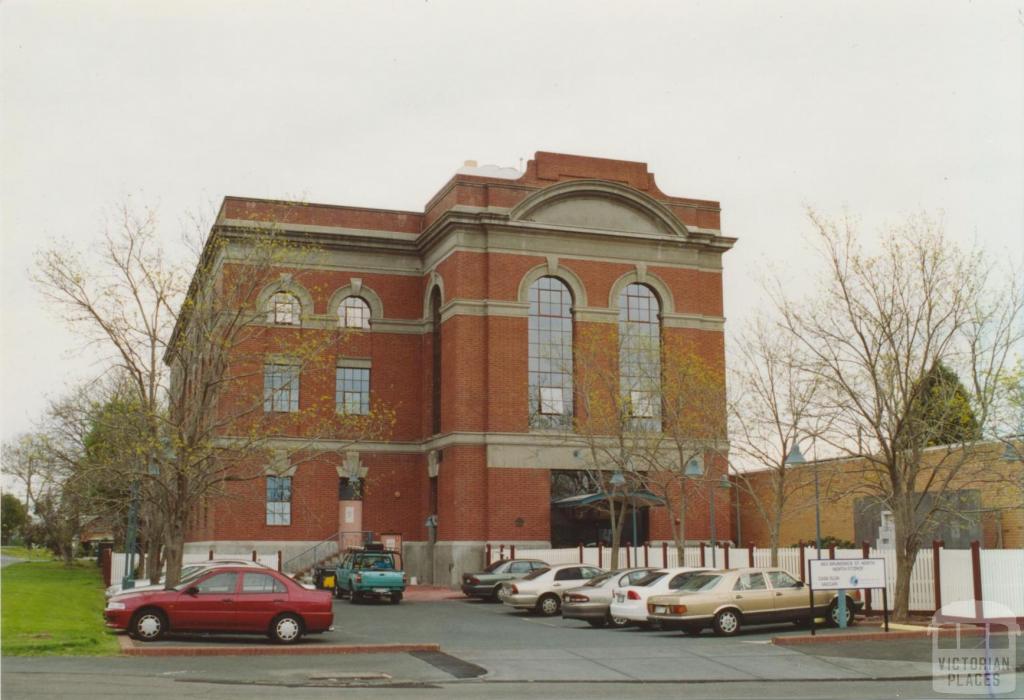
484,560,508,573
634,571,668,587
356,555,395,570
586,572,615,587
523,567,550,580
675,573,722,592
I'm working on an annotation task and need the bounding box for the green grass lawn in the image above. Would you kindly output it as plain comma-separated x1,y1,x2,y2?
1,546,55,561
1,561,120,655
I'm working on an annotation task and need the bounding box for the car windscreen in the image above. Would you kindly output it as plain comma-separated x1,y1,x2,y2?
483,560,508,573
174,567,215,590
356,555,395,570
522,567,550,581
674,573,723,592
633,571,668,587
585,572,615,587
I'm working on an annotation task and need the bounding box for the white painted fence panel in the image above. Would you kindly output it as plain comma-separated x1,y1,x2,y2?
980,550,1024,615
506,544,1022,616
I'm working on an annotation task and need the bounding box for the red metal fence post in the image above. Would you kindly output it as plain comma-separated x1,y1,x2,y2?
971,540,983,618
662,542,668,567
598,543,603,568
578,543,584,564
486,543,492,566
932,539,944,612
252,550,258,562
748,543,755,567
723,543,730,569
510,544,516,560
277,550,283,572
828,544,836,560
700,542,706,567
209,549,214,561
798,541,806,582
643,542,649,567
625,546,631,568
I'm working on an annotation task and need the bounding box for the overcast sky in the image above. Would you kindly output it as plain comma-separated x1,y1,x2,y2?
2,0,1022,444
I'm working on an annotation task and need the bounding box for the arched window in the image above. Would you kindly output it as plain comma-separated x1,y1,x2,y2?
618,283,661,429
340,297,371,329
268,291,301,325
430,287,442,435
529,276,573,429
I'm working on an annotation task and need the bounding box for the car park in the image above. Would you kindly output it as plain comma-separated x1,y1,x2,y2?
647,567,862,636
461,559,549,601
609,567,706,627
104,565,334,644
502,563,604,616
561,567,656,627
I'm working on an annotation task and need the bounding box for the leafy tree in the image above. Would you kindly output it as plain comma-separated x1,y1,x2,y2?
906,362,982,448
1,493,28,544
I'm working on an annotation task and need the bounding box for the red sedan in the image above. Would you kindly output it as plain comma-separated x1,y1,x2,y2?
104,566,334,644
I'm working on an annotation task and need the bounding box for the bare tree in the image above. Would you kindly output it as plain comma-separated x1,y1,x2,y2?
728,318,828,565
636,337,729,564
35,201,394,586
774,210,1023,619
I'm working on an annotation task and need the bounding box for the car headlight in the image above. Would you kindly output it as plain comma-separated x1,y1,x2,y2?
106,601,127,610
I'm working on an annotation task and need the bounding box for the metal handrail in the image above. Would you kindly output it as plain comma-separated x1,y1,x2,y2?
282,529,374,574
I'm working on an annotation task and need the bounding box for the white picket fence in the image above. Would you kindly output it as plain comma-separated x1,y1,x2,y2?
109,551,279,586
501,544,1024,616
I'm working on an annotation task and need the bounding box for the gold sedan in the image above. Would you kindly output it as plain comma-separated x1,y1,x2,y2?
646,568,862,636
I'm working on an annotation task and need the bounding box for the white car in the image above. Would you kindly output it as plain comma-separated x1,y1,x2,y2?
104,559,268,598
502,563,605,616
609,567,706,625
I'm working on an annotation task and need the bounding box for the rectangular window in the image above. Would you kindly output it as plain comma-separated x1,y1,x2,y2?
266,476,292,525
263,364,299,412
630,390,656,418
539,387,565,415
336,367,370,415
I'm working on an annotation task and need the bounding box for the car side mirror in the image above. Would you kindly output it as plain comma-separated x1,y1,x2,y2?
186,586,200,596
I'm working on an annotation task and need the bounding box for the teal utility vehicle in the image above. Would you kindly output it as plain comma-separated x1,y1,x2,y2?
334,543,407,604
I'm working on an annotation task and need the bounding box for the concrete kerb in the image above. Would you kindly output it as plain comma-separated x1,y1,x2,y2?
773,622,990,646
117,633,441,657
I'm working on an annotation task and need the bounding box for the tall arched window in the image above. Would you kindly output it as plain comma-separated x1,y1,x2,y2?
430,287,442,435
618,283,661,430
339,297,371,329
529,276,573,429
268,291,301,325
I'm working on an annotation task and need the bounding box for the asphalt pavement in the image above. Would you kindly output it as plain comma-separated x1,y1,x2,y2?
2,594,1020,699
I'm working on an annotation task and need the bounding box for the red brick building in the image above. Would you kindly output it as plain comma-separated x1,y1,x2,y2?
181,152,736,585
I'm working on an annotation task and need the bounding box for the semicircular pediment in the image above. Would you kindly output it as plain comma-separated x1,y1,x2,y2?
509,180,689,238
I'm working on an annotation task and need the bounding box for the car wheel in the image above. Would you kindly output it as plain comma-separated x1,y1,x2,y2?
827,598,855,627
130,608,166,642
537,594,561,617
681,624,703,636
390,592,402,604
270,613,304,644
496,585,510,603
607,614,630,628
333,583,344,599
587,619,608,628
712,609,742,636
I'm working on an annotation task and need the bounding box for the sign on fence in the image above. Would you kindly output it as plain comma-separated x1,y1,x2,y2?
809,558,886,590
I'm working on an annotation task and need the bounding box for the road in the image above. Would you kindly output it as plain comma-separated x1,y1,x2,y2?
3,595,1020,699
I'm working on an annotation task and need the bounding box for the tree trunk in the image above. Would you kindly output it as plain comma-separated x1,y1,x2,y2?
162,521,186,588
768,528,780,567
892,503,919,622
146,542,164,584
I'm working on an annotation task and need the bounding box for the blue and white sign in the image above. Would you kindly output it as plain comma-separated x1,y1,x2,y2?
809,558,886,590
